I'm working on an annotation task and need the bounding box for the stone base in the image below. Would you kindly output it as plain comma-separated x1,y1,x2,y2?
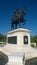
7,28,30,47
0,45,37,65
6,52,25,65
1,28,37,65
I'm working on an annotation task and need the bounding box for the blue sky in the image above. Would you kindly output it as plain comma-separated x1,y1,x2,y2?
0,0,37,35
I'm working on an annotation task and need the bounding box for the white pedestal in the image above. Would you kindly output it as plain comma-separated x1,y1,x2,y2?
7,28,30,47
4,28,30,65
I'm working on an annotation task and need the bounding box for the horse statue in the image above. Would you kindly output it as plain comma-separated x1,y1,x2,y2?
11,8,26,30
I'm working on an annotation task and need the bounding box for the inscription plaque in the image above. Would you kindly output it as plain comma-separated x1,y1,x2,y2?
24,36,28,44
8,36,17,44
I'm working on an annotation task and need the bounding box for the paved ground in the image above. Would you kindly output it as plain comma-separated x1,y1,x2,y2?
0,45,37,65
0,45,37,59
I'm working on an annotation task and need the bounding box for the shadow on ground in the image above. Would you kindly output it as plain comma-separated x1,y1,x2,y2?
0,51,8,65
25,57,37,65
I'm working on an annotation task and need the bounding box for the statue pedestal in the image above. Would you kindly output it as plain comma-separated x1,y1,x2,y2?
1,28,37,65
1,28,31,65
7,28,30,48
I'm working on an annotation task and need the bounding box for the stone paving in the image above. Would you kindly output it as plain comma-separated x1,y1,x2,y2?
0,46,37,59
0,46,37,65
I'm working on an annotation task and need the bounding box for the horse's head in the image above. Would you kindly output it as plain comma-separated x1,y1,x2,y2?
22,8,26,15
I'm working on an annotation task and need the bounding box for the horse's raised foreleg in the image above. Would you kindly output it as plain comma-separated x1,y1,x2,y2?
11,23,14,30
19,19,21,28
15,23,17,29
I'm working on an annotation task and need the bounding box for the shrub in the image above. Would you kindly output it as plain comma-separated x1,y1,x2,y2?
31,44,35,47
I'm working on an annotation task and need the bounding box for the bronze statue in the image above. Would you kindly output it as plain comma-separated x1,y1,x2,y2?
11,8,26,30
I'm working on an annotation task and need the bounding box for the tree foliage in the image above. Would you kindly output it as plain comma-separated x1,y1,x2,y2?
31,35,37,47
0,33,6,42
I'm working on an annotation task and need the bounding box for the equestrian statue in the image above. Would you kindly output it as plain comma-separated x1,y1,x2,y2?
11,8,26,30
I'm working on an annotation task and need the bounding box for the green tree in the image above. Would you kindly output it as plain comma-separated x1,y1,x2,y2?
31,35,37,47
0,33,7,43
0,33,4,41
